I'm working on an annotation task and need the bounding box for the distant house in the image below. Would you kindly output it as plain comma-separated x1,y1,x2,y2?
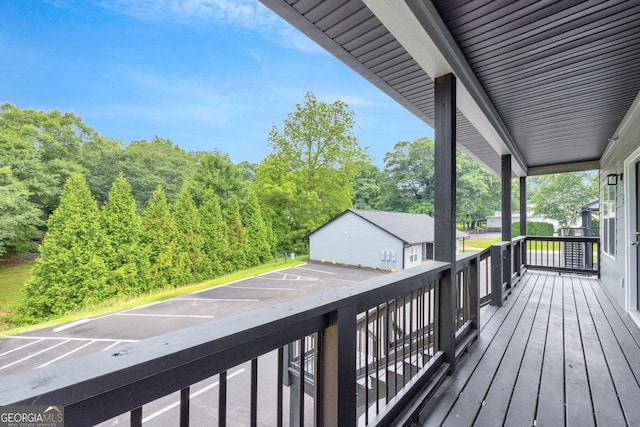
307,209,468,270
485,209,560,232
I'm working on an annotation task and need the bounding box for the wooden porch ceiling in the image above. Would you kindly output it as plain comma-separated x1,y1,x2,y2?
259,0,640,176
417,271,640,426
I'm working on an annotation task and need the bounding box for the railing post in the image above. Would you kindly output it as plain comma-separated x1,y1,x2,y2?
321,306,356,426
469,257,480,330
490,244,503,307
514,240,521,277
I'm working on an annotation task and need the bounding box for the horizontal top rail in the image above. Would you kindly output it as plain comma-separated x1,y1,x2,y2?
0,261,450,425
526,235,599,243
455,248,490,272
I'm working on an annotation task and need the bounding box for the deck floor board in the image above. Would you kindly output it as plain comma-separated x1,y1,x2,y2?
418,271,640,427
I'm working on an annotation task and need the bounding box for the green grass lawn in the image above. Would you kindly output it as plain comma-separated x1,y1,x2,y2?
0,255,309,336
462,238,501,249
462,238,562,251
0,259,36,312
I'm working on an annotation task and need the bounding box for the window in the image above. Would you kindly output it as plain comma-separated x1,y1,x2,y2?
602,184,616,257
409,245,419,263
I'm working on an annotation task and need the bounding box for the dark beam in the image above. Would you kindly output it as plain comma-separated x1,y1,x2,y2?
434,73,456,368
527,160,600,176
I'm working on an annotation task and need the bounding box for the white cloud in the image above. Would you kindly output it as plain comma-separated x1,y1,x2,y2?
112,67,243,125
93,0,280,30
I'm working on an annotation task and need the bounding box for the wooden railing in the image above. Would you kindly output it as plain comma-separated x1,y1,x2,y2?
0,262,456,426
525,236,600,276
1,237,582,426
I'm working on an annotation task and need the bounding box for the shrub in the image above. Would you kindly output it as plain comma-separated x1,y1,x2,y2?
512,221,554,237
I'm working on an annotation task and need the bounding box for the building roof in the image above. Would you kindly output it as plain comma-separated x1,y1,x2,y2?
308,209,467,245
581,200,600,212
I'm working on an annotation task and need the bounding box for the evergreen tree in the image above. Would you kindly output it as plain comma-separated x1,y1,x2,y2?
263,212,278,259
173,186,210,284
101,173,150,296
242,191,271,266
224,195,248,270
199,189,230,276
22,174,108,318
143,186,177,289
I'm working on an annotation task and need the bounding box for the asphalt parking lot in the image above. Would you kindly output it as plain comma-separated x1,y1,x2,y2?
0,262,384,378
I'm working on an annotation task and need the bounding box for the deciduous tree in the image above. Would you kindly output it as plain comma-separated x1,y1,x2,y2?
0,167,43,259
530,172,598,228
256,92,369,248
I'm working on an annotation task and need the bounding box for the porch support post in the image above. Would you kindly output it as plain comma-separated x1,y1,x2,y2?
502,155,512,289
518,176,527,273
434,73,456,369
520,177,527,236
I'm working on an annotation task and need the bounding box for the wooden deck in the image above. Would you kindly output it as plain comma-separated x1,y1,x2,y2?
417,271,640,426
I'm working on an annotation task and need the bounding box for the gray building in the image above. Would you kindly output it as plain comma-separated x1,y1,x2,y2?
308,209,467,270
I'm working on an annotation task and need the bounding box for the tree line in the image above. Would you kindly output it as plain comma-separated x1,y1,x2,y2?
1,93,597,322
16,172,272,323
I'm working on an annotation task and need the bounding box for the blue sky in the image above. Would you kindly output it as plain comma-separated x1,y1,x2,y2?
1,0,433,165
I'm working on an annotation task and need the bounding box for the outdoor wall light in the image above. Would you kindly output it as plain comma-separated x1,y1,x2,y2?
607,173,623,185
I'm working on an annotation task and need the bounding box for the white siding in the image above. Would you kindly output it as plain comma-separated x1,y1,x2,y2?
599,173,625,306
599,92,640,309
309,212,404,270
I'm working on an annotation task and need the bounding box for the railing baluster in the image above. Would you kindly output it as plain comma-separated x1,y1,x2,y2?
402,294,407,388
385,301,390,403
277,348,283,427
394,298,399,396
428,282,433,357
219,371,227,427
411,290,416,377
365,309,370,424
180,387,190,427
130,407,142,427
299,338,305,427
251,358,258,427
375,305,380,414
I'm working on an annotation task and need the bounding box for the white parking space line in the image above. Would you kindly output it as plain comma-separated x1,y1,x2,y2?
176,298,259,302
193,277,253,293
0,339,44,357
257,266,297,276
0,340,70,371
142,368,246,423
260,274,316,281
295,266,336,275
89,300,166,322
227,285,294,291
37,340,96,369
101,341,123,352
114,313,215,319
5,336,137,343
52,318,91,333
